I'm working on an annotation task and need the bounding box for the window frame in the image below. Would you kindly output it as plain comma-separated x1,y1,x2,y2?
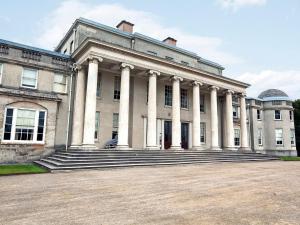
200,95,205,113
180,88,188,109
258,128,263,146
53,73,67,93
257,109,262,120
233,106,239,118
290,129,295,146
200,122,206,143
164,85,172,107
274,110,281,120
2,107,47,144
289,111,294,121
96,73,102,97
21,67,38,89
275,128,283,146
234,128,240,146
94,111,100,141
113,76,121,100
113,113,119,128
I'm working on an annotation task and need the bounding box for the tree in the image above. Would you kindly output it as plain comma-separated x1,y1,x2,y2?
293,99,300,156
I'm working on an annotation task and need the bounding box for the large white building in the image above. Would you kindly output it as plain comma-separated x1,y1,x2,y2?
0,18,296,163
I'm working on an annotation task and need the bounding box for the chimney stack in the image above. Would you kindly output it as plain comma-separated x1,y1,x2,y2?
116,20,134,33
163,37,177,46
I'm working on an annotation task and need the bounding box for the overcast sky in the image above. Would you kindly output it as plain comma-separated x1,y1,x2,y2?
1,0,299,99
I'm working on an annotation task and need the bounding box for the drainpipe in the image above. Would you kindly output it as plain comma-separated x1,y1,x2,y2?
65,63,75,151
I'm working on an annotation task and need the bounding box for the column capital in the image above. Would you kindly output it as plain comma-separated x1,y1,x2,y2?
225,89,235,95
148,69,160,77
239,92,247,97
210,85,220,91
72,63,83,72
170,75,183,82
192,80,203,86
121,63,134,70
87,55,103,64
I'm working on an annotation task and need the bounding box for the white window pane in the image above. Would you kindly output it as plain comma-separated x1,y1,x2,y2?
53,84,66,93
24,69,37,79
16,109,35,127
54,74,66,83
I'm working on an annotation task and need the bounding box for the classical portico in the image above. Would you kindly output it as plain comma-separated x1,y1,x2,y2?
70,41,249,151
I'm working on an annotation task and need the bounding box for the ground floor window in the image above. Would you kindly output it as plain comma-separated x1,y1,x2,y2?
234,129,240,146
258,128,263,146
275,128,283,145
290,129,295,145
95,111,100,140
3,108,46,143
200,122,206,143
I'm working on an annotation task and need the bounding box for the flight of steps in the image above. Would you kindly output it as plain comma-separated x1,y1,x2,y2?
34,150,279,171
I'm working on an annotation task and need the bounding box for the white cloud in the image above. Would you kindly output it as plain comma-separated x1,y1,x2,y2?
217,0,267,11
34,0,242,66
234,70,300,100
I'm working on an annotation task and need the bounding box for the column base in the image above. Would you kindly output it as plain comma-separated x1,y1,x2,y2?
223,146,238,151
115,145,132,150
68,145,83,150
210,146,223,151
191,146,206,151
145,146,160,150
81,144,98,150
238,147,252,152
170,145,183,151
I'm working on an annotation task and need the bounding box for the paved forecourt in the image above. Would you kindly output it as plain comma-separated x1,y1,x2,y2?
0,161,300,225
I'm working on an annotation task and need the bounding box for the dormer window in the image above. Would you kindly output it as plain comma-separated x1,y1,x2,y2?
165,56,174,61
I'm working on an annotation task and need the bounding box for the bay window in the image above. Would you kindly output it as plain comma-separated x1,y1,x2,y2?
3,108,46,143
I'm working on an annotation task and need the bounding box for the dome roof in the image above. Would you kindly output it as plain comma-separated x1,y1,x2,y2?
258,89,289,100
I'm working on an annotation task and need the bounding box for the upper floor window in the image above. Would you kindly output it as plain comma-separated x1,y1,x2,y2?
200,122,206,143
96,73,101,97
114,76,120,100
290,129,295,145
255,100,262,106
275,128,283,145
272,100,282,105
63,49,67,54
22,50,41,61
95,111,100,140
165,85,172,106
70,41,74,54
53,73,67,93
258,128,263,146
0,44,9,55
113,113,119,128
232,96,239,104
234,129,240,146
200,95,205,112
21,68,37,89
233,106,239,118
180,88,188,109
181,61,189,66
289,111,293,121
3,108,46,143
147,51,157,56
274,110,281,120
257,109,262,120
0,63,3,84
165,56,174,61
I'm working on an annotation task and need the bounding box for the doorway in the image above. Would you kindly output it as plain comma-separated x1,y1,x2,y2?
164,121,172,149
181,123,189,149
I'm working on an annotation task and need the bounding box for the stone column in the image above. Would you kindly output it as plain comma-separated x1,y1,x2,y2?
171,75,183,150
192,81,203,150
71,64,85,147
146,70,160,150
224,90,236,150
210,86,221,150
82,56,103,148
240,93,250,151
117,63,134,149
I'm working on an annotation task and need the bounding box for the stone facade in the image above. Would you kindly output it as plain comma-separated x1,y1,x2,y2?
0,18,296,163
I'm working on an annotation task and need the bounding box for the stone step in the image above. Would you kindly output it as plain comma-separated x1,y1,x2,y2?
35,157,277,171
48,155,276,163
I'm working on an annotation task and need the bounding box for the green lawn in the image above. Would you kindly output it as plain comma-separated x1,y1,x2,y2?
280,156,300,161
0,164,48,175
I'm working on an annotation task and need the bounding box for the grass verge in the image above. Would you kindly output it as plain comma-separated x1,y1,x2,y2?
280,156,300,161
0,164,48,175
